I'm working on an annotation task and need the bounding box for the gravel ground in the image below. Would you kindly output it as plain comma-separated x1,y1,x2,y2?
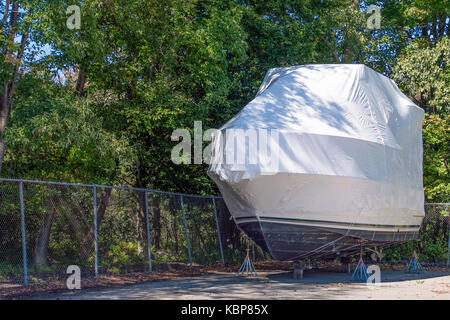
28,269,450,300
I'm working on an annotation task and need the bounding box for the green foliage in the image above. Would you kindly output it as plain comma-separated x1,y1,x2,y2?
0,262,24,280
393,37,449,114
384,206,449,263
422,114,450,202
3,74,133,184
103,241,146,273
383,241,414,264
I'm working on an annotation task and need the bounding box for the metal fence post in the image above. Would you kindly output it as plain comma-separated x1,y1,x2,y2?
93,186,98,278
180,195,192,268
145,191,153,271
212,197,225,264
19,181,28,286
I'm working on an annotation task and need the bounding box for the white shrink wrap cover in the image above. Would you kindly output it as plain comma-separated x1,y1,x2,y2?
208,64,425,261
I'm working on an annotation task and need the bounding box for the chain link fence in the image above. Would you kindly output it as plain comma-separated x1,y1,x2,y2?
0,178,268,287
419,203,449,264
0,178,448,287
379,203,449,265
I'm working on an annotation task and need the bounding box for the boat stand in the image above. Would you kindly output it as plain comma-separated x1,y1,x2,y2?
405,251,424,274
237,248,257,276
293,260,305,279
350,243,369,282
340,256,351,274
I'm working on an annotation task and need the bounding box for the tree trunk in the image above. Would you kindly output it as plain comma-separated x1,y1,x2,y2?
218,199,241,250
437,14,446,39
1,0,10,25
75,68,87,96
0,84,10,173
34,203,56,268
342,32,353,64
0,2,29,173
80,188,112,258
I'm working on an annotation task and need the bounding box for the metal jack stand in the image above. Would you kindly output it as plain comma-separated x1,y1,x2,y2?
405,251,424,274
350,243,369,282
237,248,257,276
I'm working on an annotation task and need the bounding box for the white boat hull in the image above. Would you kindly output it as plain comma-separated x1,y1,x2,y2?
210,172,423,260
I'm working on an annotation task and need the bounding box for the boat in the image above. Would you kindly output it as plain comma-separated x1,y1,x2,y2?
207,64,425,261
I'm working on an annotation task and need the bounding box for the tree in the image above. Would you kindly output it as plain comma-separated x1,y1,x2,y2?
0,1,31,172
3,72,133,267
393,37,448,202
393,37,449,115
